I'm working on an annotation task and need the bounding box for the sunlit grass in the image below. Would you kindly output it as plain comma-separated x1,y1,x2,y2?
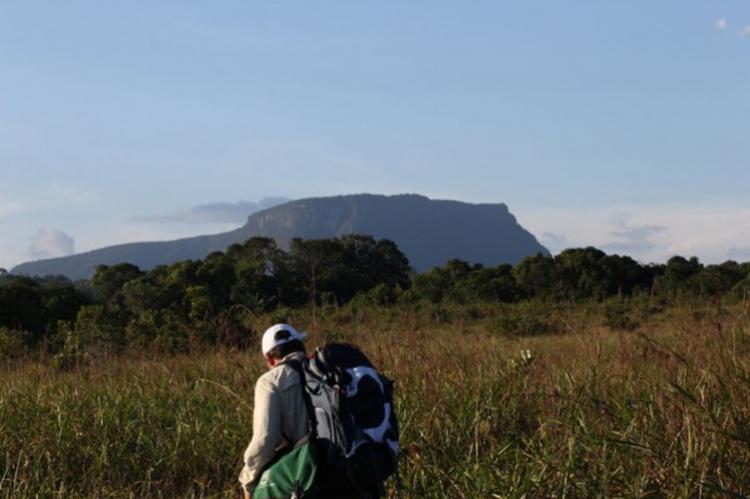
2,301,750,497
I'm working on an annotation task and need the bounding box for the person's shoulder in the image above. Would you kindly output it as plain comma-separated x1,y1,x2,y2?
256,361,300,391
255,365,284,390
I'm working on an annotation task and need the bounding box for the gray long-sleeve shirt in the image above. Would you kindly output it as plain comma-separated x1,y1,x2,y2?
238,351,310,490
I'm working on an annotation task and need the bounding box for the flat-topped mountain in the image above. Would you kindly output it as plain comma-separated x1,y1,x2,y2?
12,194,548,279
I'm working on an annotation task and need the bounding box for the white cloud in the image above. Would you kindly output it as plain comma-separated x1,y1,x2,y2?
716,18,727,30
0,185,95,268
517,202,750,264
129,197,290,225
741,26,750,38
540,232,568,253
28,229,75,261
601,213,668,255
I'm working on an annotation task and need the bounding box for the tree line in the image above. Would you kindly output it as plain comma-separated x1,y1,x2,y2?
411,248,750,304
1,237,749,361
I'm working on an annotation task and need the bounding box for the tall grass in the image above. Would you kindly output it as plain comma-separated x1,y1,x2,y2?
2,301,750,497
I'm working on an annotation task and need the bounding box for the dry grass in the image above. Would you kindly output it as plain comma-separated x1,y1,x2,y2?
1,301,750,497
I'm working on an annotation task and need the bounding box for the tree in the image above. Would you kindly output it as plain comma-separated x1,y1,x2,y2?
121,275,174,314
339,235,411,296
554,247,610,299
196,252,236,310
228,238,284,311
512,253,558,300
455,264,522,303
600,254,655,297
654,256,703,297
41,279,90,326
91,264,144,302
287,238,347,306
411,266,453,303
0,274,89,344
286,235,411,306
0,277,45,335
689,261,746,297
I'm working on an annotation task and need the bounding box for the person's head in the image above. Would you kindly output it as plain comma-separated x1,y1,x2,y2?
261,323,307,368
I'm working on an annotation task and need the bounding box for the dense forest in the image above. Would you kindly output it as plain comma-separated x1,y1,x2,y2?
2,235,749,364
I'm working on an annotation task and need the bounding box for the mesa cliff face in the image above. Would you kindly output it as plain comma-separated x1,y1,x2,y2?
12,194,549,279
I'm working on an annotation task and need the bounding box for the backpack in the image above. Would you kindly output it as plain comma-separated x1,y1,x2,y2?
285,343,399,497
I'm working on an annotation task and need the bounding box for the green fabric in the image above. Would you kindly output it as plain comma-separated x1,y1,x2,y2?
253,441,318,499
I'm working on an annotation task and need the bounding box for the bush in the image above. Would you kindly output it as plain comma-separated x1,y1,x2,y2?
487,303,561,337
353,283,398,307
265,306,297,327
602,299,640,331
0,327,31,362
730,278,750,302
72,305,126,355
51,327,86,371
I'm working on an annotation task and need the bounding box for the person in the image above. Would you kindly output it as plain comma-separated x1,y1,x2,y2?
238,323,310,499
239,323,381,498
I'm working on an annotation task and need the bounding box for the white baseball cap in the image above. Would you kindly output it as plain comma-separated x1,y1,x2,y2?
261,323,307,355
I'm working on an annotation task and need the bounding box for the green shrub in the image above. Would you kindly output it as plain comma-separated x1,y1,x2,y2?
0,326,30,362
51,328,86,371
602,299,640,331
353,283,397,307
72,305,126,355
730,278,750,302
487,303,560,336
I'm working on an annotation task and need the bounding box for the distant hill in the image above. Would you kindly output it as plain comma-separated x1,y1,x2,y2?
12,194,549,279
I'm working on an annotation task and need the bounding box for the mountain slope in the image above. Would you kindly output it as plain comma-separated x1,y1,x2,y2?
12,194,548,279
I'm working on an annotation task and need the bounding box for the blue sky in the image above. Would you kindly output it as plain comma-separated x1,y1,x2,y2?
1,1,749,270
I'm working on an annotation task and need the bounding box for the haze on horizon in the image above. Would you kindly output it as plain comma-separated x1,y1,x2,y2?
1,1,749,271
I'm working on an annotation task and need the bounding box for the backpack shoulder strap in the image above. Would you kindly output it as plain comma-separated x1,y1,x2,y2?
281,358,319,440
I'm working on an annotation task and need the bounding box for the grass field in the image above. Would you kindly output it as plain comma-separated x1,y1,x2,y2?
2,300,750,497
